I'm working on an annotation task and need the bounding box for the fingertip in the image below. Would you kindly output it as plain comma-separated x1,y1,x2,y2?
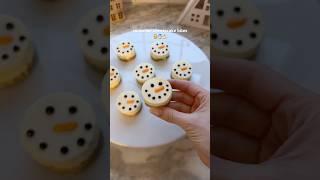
149,107,163,117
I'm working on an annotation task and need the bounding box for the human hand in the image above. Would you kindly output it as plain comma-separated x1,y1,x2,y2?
149,79,210,167
213,57,320,179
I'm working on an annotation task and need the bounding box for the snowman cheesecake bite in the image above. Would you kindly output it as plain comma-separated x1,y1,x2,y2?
212,0,264,58
109,65,121,89
78,7,108,71
171,61,192,80
116,41,136,61
150,41,169,61
116,91,142,116
134,63,155,84
21,93,100,172
0,15,34,87
141,78,172,107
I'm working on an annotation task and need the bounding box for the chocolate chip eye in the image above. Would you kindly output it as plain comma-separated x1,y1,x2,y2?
69,106,77,114
122,106,125,109
151,84,154,88
77,138,85,146
39,142,48,150
60,146,69,155
217,10,224,17
6,22,14,30
45,106,55,115
84,123,92,131
177,64,180,67
140,66,143,69
134,105,137,108
159,82,163,86
234,6,241,13
136,100,139,103
96,15,104,22
131,95,134,98
82,28,89,35
26,129,35,138
124,95,127,98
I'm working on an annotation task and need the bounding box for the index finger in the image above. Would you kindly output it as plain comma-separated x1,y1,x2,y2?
213,57,307,112
168,79,208,97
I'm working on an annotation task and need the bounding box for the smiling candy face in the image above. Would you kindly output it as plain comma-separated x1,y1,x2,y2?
116,41,136,61
21,93,99,167
116,91,142,116
78,7,108,69
110,65,121,89
0,16,33,68
150,41,169,60
212,0,263,57
171,61,192,80
134,63,155,84
141,78,172,107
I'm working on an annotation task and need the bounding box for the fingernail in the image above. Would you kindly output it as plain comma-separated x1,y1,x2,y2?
150,108,162,116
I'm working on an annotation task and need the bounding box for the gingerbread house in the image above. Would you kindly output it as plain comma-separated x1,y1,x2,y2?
177,0,210,30
110,0,125,23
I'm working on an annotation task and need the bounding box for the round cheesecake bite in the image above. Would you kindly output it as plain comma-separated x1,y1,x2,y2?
141,78,172,107
0,15,34,88
78,6,108,71
116,91,142,116
134,63,155,84
116,41,136,61
171,61,192,80
150,41,169,61
109,65,121,89
212,0,264,58
20,93,100,172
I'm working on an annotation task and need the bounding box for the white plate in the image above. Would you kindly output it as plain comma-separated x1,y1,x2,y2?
110,31,210,148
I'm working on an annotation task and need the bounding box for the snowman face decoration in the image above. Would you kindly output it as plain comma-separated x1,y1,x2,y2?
116,91,142,116
150,41,169,60
212,0,264,58
0,15,34,86
21,93,100,171
171,61,192,80
141,78,172,107
116,41,136,61
78,7,108,70
109,65,121,89
134,63,155,84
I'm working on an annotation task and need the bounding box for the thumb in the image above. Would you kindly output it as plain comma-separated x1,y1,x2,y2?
150,107,189,127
